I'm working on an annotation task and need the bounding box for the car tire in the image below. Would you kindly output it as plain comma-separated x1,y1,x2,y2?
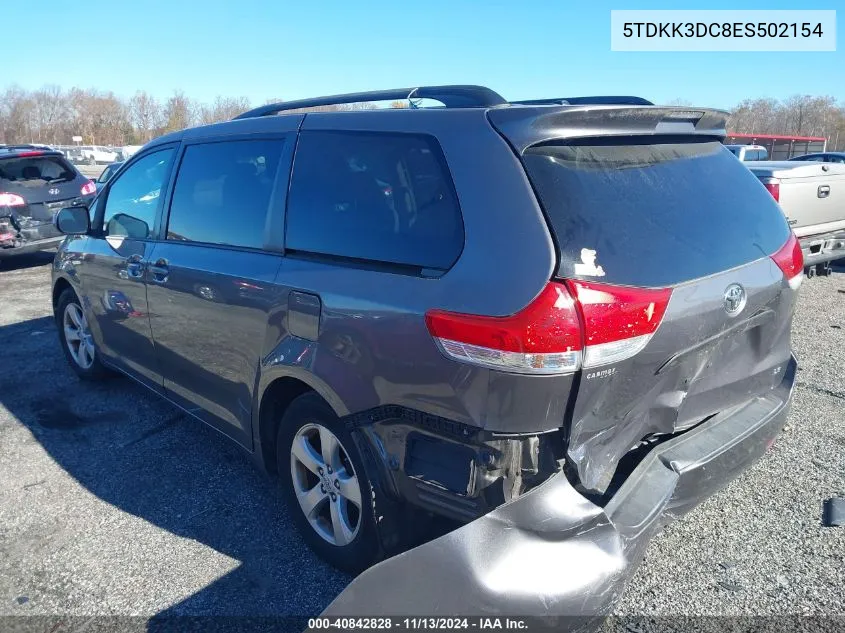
56,288,110,381
277,392,380,573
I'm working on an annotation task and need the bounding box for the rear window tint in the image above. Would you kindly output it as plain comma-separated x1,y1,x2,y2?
523,139,790,287
286,131,463,271
0,155,77,186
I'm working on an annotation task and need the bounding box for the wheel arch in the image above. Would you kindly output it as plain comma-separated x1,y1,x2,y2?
52,275,75,312
254,369,350,474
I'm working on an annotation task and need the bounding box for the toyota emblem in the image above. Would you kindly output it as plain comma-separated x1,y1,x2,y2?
723,283,746,317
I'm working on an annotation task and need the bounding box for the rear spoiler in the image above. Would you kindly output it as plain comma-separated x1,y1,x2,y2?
488,105,729,153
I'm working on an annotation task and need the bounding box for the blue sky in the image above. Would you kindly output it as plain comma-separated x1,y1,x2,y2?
4,0,841,109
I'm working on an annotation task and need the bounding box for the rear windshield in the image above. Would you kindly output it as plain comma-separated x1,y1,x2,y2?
0,155,77,187
523,139,790,287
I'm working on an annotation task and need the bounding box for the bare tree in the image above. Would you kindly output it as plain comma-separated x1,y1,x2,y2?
162,91,197,133
728,94,845,151
3,83,842,152
198,96,252,125
31,85,67,144
0,85,32,143
129,91,162,142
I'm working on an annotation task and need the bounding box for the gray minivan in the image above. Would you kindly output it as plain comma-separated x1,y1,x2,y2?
51,86,802,619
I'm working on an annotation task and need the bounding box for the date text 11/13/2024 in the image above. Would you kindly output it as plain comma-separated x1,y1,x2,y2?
308,617,531,630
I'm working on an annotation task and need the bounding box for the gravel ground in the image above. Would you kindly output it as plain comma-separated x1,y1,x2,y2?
0,253,843,622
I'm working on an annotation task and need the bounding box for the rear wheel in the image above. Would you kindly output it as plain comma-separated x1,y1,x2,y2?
277,392,380,573
56,288,109,380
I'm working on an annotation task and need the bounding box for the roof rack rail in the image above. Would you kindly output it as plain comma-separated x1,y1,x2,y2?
0,143,44,150
234,85,507,119
511,96,654,106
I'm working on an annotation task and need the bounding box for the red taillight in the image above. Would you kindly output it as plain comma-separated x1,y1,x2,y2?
0,192,26,207
761,177,780,202
80,180,96,196
425,280,673,374
566,281,672,368
425,283,582,374
16,151,43,157
770,233,804,290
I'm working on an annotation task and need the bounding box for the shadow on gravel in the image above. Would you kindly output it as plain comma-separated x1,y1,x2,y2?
0,314,352,621
0,251,56,272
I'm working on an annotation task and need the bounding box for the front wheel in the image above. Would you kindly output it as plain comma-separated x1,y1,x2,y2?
277,393,380,573
56,288,109,380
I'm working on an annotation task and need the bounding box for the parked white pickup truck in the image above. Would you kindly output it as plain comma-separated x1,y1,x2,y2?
77,145,118,165
747,161,845,276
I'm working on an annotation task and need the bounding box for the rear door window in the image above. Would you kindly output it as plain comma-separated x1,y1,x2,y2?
166,139,283,249
522,139,791,287
286,131,463,271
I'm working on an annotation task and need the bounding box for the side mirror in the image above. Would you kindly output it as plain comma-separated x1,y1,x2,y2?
55,205,90,235
107,213,150,239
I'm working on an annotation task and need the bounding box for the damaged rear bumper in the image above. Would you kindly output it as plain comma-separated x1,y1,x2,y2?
0,212,65,258
322,356,795,623
0,235,65,257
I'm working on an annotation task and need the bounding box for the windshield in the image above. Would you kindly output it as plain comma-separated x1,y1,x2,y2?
98,163,121,183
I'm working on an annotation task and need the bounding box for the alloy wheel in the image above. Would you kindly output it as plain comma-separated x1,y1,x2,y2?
63,303,95,370
290,423,363,546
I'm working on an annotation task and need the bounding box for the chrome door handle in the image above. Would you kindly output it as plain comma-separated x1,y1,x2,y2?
125,255,145,280
148,259,170,283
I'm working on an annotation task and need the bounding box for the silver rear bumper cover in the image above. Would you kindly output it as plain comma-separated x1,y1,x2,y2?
322,356,796,626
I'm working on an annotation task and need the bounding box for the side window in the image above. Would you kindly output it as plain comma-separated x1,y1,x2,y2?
166,139,282,248
102,148,174,239
286,131,464,271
